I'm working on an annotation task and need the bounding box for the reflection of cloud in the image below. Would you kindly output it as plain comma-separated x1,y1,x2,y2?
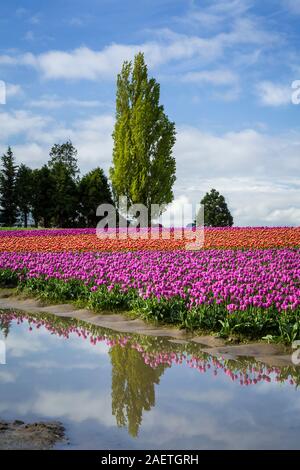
141,406,277,449
6,334,47,358
0,389,114,427
0,370,16,383
23,358,102,370
33,390,114,425
179,389,234,405
70,338,109,356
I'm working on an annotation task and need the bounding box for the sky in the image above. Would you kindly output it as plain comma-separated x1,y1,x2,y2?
0,0,300,226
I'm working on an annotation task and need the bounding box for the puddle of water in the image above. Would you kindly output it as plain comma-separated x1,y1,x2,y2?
0,310,300,450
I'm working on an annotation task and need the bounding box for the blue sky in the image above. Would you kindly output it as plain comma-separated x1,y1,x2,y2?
0,0,300,226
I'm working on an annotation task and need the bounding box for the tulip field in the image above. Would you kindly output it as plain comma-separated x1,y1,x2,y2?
0,226,299,251
0,226,300,341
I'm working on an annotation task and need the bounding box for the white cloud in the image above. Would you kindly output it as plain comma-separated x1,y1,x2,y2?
0,110,113,171
256,81,292,106
177,0,253,29
0,110,52,140
0,55,17,65
209,0,252,16
173,126,300,226
28,96,110,109
5,83,23,98
265,207,300,224
0,107,299,226
10,142,49,166
18,36,221,80
0,20,279,81
0,370,16,383
182,69,238,86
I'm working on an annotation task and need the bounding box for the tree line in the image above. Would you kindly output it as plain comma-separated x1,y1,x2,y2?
0,142,113,228
0,52,233,228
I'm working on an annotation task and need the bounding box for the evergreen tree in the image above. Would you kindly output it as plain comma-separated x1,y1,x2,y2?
50,163,78,227
78,168,113,227
48,142,79,227
0,147,18,227
199,188,233,227
31,166,56,227
110,52,176,224
15,164,33,227
48,141,79,178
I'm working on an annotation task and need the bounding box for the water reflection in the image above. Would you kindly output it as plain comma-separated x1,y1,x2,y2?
0,310,300,448
0,315,11,338
110,345,167,437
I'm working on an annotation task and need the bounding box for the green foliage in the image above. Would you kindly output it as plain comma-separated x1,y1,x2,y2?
51,164,78,228
133,296,187,324
198,188,233,227
0,269,19,287
110,52,176,223
15,164,34,227
78,168,113,227
2,268,300,343
31,166,56,227
0,141,113,228
48,142,79,227
218,310,278,339
48,141,79,178
88,285,137,311
20,276,90,303
110,344,167,437
0,147,18,226
278,312,300,343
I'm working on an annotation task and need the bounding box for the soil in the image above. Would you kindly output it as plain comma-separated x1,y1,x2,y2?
0,419,65,450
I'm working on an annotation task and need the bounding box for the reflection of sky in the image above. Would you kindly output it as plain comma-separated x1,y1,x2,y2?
1,320,300,449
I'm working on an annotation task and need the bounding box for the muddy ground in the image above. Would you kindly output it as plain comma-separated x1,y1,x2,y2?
0,419,65,450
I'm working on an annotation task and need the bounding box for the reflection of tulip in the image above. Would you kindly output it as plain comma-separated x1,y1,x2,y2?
2,311,300,389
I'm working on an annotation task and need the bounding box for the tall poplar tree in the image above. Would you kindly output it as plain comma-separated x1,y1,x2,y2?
110,52,176,224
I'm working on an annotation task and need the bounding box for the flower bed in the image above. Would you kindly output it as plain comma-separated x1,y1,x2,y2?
0,248,299,341
0,226,299,251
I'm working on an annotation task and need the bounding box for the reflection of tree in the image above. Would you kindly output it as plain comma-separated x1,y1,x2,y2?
0,317,11,338
110,345,168,437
